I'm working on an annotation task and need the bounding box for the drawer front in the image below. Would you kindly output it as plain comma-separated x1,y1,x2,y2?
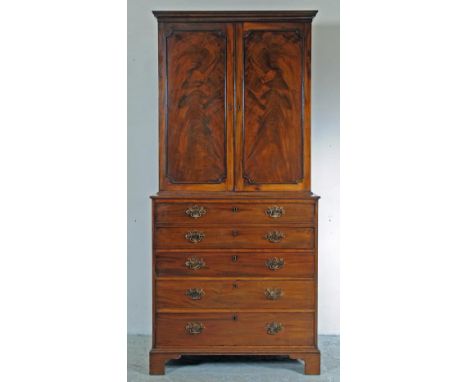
155,312,314,347
155,251,314,277
155,227,314,249
156,280,314,310
154,202,315,226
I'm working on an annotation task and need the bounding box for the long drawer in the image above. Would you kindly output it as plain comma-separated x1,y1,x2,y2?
155,251,315,278
154,201,315,226
155,312,314,347
154,227,315,249
156,280,314,310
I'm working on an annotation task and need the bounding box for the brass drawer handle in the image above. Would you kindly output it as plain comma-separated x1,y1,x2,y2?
265,231,285,243
265,288,284,300
185,256,205,270
185,288,205,300
266,322,283,335
185,205,207,219
265,206,285,218
185,322,204,335
265,257,285,271
185,231,205,243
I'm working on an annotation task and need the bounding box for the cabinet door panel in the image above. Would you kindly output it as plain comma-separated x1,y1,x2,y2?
235,23,310,191
159,23,234,190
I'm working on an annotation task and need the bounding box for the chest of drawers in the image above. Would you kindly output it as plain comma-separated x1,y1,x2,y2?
150,195,320,374
149,10,320,375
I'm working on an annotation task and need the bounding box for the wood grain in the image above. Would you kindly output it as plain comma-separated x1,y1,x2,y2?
155,251,315,278
154,227,315,249
166,29,226,184
155,312,314,347
154,201,315,226
156,279,314,310
242,29,304,185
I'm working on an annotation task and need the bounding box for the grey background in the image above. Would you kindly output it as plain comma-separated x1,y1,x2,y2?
128,0,340,335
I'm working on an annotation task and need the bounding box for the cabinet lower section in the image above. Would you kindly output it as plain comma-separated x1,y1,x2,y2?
151,192,320,375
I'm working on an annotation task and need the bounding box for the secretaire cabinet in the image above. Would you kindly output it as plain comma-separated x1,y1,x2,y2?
150,11,320,375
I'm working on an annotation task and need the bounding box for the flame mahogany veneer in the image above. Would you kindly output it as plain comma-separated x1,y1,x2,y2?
150,10,320,375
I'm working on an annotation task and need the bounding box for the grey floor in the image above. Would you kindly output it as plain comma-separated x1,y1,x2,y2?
128,335,339,382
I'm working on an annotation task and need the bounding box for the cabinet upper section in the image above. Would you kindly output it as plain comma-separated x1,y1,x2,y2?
154,11,317,192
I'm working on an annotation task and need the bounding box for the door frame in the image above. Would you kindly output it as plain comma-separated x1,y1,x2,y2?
234,22,311,191
158,22,235,191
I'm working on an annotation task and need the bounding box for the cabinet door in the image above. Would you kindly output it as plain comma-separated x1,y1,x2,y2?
159,23,234,191
235,22,311,191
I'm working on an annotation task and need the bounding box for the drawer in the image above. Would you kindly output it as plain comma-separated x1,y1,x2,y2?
156,280,314,310
155,251,315,278
154,201,315,226
155,312,314,347
154,227,314,249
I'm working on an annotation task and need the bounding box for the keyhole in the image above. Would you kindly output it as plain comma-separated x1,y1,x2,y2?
232,314,238,321
232,207,239,213
233,282,238,289
232,255,238,262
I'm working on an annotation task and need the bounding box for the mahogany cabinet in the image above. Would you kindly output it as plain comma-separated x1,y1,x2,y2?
150,11,320,375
